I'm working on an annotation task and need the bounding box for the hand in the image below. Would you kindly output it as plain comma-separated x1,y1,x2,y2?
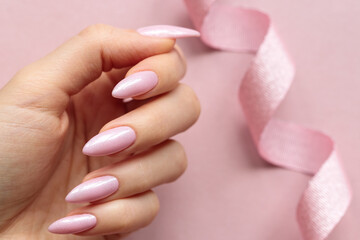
0,24,200,239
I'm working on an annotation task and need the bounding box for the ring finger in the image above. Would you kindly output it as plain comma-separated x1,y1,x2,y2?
65,140,186,204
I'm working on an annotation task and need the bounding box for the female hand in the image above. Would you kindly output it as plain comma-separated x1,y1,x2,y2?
0,24,200,239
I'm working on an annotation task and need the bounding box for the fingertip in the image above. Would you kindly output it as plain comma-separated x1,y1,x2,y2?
65,176,119,203
112,71,159,99
82,126,136,157
137,25,200,38
48,214,97,234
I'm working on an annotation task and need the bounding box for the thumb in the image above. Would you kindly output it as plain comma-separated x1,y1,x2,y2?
0,24,174,116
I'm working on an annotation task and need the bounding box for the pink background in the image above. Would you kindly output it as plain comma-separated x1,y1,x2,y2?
1,0,359,239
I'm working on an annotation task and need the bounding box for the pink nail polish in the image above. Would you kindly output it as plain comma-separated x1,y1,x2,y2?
66,176,119,203
82,126,136,156
137,25,200,38
112,71,158,99
48,214,96,234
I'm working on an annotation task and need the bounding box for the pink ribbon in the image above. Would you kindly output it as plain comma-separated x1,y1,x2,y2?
183,0,352,239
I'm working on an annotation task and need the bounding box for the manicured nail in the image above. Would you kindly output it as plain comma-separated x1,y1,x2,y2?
48,214,96,234
112,71,158,99
66,176,119,203
83,126,136,156
137,25,200,38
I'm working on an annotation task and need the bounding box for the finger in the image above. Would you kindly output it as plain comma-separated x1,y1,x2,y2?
111,45,186,100
1,24,175,116
82,84,201,157
65,140,187,203
48,191,159,235
71,68,131,137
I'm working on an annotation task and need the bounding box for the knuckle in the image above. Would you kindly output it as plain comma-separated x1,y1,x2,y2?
79,24,112,38
178,84,201,121
134,159,152,191
15,64,33,77
147,190,160,218
114,192,159,232
77,24,132,73
116,205,133,232
174,44,187,73
15,61,45,81
120,191,159,231
168,140,188,181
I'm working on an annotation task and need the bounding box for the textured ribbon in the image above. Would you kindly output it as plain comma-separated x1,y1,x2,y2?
183,0,352,239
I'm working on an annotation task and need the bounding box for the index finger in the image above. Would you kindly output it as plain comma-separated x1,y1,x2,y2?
5,24,175,116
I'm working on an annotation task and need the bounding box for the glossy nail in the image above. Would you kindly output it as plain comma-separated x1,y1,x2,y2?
48,214,96,234
66,176,119,203
112,71,158,99
83,126,136,156
137,25,200,38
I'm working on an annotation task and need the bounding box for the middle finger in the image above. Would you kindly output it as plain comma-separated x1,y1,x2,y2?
82,83,200,157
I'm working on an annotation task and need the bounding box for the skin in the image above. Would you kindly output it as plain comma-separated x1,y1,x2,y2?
0,24,200,239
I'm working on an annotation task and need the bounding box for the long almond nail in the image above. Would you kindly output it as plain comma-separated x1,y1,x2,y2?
112,71,158,99
48,214,96,234
137,25,200,38
66,176,119,203
82,126,136,156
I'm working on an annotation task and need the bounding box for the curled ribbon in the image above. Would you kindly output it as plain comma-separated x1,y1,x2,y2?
183,0,352,239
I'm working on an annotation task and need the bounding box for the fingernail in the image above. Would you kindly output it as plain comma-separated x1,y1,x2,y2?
112,71,158,99
137,25,200,38
48,214,96,234
66,176,119,203
82,126,136,156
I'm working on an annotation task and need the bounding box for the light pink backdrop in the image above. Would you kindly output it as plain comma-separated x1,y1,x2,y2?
1,1,359,239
